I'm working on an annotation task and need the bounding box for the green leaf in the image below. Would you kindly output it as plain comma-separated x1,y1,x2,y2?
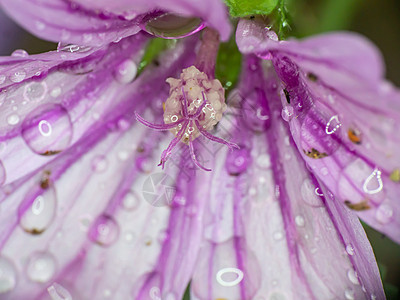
137,38,177,75
215,34,242,91
225,0,279,17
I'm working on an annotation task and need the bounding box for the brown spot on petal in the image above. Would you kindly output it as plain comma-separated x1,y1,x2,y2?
345,200,371,211
348,128,362,144
303,148,328,159
283,88,291,104
24,228,45,235
307,72,318,82
40,170,51,189
40,150,61,156
390,169,400,182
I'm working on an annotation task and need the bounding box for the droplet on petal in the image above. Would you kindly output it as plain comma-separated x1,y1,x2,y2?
281,106,294,122
10,70,26,83
91,155,108,173
57,43,92,53
26,252,57,283
0,256,17,293
375,204,394,224
122,190,141,211
225,148,251,175
142,13,204,39
47,282,72,300
7,114,20,125
325,115,342,135
11,49,29,58
88,215,120,247
23,81,48,102
347,268,359,285
362,169,383,195
216,267,244,287
346,244,355,256
114,59,137,84
19,187,57,234
21,104,73,155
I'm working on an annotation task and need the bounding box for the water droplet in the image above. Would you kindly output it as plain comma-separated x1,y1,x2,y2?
216,267,244,287
295,215,305,227
7,114,20,125
325,115,342,135
225,148,251,175
347,268,359,285
91,155,108,173
11,49,29,57
35,21,45,30
114,59,137,84
47,282,72,300
122,190,141,211
21,104,73,155
281,106,294,122
344,288,355,300
20,188,57,234
362,169,383,194
88,215,120,247
256,154,270,169
300,179,323,207
320,167,329,176
375,204,393,224
0,256,17,293
273,231,284,241
164,292,177,300
10,70,26,83
149,287,161,300
26,252,56,283
117,150,129,161
23,81,48,102
370,293,377,300
57,43,92,53
143,13,204,39
346,244,355,256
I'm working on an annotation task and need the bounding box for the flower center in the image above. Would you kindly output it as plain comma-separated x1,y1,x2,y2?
135,66,238,171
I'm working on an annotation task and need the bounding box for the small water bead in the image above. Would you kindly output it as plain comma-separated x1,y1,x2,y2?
281,106,294,122
114,59,137,84
117,150,129,161
320,167,329,176
347,269,359,285
216,267,244,287
47,282,72,300
362,169,383,194
273,231,284,241
225,148,251,175
325,115,342,135
57,43,92,53
256,154,271,169
294,215,305,227
21,104,73,155
11,49,29,57
7,114,20,125
122,190,141,211
375,204,394,224
164,292,177,300
10,70,26,83
20,188,57,234
143,13,204,39
23,81,48,102
88,215,120,247
344,288,355,300
300,179,323,207
35,21,45,30
346,244,355,256
26,252,56,283
0,256,17,293
91,155,108,173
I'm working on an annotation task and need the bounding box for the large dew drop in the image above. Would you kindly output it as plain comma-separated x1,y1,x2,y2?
21,104,73,155
26,252,57,283
88,215,120,247
142,13,204,39
19,187,57,234
0,256,17,294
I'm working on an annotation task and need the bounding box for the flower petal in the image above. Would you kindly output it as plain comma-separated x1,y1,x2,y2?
189,57,384,299
0,0,231,46
237,18,400,244
0,35,200,299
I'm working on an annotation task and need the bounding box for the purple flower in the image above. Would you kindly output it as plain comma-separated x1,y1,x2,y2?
0,1,397,300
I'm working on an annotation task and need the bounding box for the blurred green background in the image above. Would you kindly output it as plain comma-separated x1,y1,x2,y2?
0,0,399,298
